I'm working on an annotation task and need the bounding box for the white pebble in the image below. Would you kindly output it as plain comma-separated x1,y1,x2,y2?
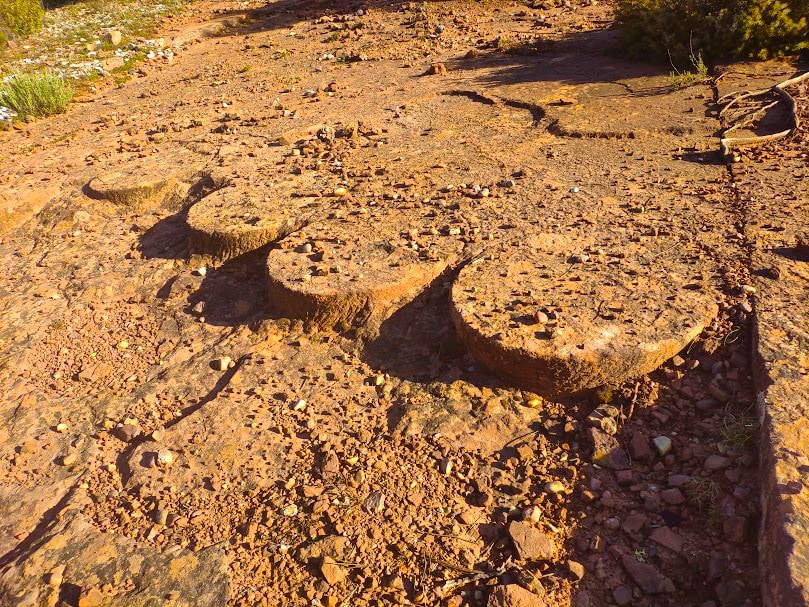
156,449,174,466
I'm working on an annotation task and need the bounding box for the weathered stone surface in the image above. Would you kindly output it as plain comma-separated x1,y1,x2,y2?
393,387,542,456
589,427,630,470
488,584,547,607
508,521,556,561
0,508,228,606
748,203,809,607
621,553,675,594
450,235,718,397
297,535,350,563
320,556,348,586
0,184,60,234
128,348,289,492
649,526,683,553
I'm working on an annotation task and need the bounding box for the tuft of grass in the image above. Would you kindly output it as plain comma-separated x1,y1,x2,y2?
667,51,709,90
685,476,721,511
238,65,251,74
721,413,757,448
0,70,74,120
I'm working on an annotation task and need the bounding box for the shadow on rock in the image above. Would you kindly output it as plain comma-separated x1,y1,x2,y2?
360,269,466,384
187,246,272,328
137,208,190,260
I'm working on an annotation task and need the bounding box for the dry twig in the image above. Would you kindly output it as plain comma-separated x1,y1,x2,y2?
719,71,809,157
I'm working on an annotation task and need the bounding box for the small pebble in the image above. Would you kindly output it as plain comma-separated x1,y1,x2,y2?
156,449,174,466
523,505,541,523
653,436,672,456
439,458,453,475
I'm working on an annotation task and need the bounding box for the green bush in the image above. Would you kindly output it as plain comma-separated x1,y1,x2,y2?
0,0,44,42
615,0,809,67
0,71,74,120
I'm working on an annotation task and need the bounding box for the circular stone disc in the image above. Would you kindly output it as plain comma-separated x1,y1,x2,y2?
86,160,181,209
187,185,322,261
267,204,462,330
450,235,718,398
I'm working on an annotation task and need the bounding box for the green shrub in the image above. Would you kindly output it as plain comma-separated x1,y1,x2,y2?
0,0,45,41
0,71,74,120
737,0,809,58
615,0,809,67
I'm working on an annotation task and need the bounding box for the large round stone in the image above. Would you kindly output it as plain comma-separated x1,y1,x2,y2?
450,234,718,398
266,204,462,330
86,159,183,209
187,184,321,261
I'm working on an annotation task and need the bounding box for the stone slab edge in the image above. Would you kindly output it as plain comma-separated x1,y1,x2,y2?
753,245,809,607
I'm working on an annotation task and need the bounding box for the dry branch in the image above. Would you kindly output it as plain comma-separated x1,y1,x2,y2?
719,70,809,158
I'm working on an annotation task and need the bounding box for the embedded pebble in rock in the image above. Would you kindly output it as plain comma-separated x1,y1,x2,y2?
113,423,141,442
523,505,542,523
622,513,648,534
267,206,461,329
668,474,691,487
187,183,323,261
661,488,685,505
364,491,385,513
156,449,174,467
567,560,585,582
439,458,453,475
450,235,718,397
649,526,683,553
216,356,232,371
629,432,653,461
77,587,104,607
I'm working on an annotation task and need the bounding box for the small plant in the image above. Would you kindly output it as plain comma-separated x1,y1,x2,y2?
0,71,74,120
707,504,724,528
633,548,647,562
238,65,252,74
0,0,44,41
685,476,721,511
615,0,809,67
721,412,757,448
594,385,615,404
667,49,709,90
